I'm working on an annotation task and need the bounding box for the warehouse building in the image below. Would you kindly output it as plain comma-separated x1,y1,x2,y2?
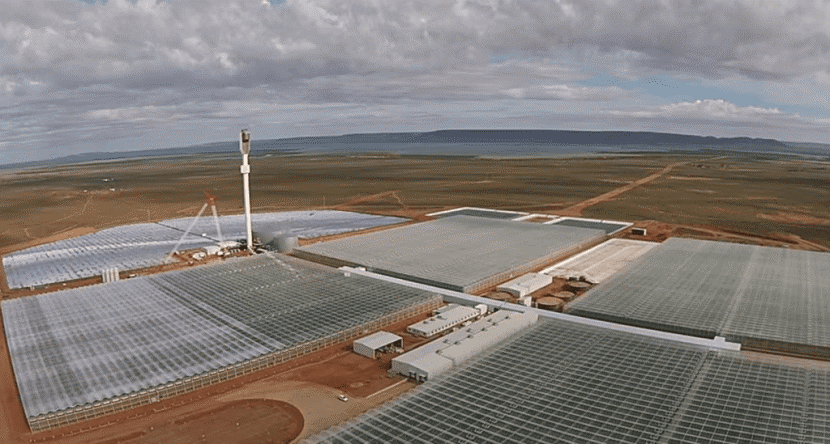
392,310,538,381
295,215,605,293
353,332,403,359
406,303,487,338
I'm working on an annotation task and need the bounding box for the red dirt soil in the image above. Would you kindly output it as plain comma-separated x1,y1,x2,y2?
99,399,303,444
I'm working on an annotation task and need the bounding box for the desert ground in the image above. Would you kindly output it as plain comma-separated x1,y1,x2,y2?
1,151,829,443
2,152,828,255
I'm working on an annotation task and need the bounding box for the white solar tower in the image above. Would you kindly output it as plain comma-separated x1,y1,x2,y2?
240,129,253,252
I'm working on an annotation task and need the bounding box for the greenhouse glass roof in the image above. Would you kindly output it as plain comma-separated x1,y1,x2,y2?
157,209,406,242
549,217,630,234
568,237,830,353
429,208,526,220
2,210,405,289
296,215,606,292
2,254,440,420
2,223,211,289
305,318,830,443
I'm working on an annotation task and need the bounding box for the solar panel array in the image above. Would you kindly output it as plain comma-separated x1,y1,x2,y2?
2,223,212,289
296,215,606,292
2,211,406,289
569,238,830,353
306,318,830,444
157,210,407,242
2,254,441,422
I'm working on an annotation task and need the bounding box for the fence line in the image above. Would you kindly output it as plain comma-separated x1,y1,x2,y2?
28,295,442,432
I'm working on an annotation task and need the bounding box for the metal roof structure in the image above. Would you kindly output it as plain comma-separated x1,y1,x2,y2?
547,217,631,234
2,210,406,289
2,254,441,429
354,331,402,350
295,216,606,293
568,237,830,356
305,317,830,443
353,332,403,359
427,207,527,220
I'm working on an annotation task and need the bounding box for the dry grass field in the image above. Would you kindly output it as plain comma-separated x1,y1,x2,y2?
1,152,828,254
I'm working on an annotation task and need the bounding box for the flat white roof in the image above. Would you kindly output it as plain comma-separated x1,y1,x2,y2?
497,273,552,293
395,311,538,376
542,238,658,283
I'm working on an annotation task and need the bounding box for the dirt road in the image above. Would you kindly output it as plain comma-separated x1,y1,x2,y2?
557,159,693,216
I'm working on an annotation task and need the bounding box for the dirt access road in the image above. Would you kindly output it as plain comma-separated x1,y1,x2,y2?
557,158,706,216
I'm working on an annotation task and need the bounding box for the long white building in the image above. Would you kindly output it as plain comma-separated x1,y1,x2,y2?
406,304,486,338
392,310,538,382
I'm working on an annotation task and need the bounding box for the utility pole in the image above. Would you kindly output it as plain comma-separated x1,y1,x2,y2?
240,129,253,252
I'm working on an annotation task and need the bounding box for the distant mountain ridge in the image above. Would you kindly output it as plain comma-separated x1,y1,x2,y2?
1,129,814,170
277,129,786,147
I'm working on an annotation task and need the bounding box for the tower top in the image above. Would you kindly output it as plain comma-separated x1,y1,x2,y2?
239,129,251,155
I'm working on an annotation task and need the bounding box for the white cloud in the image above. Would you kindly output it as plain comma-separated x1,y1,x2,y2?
3,0,830,88
502,84,633,101
2,0,830,163
612,99,788,122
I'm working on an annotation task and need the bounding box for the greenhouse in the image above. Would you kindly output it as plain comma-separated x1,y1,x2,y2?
305,317,830,443
157,209,406,243
2,223,211,288
427,207,527,220
548,217,630,234
2,210,406,289
295,215,606,293
568,237,830,355
2,254,441,431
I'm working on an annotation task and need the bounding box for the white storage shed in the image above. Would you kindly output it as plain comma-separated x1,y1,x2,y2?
353,332,404,359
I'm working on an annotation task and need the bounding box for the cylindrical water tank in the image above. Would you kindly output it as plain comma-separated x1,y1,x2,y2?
537,297,565,312
553,291,576,302
487,292,512,302
565,281,592,292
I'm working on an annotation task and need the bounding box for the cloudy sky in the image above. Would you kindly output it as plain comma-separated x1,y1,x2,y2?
2,0,830,163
